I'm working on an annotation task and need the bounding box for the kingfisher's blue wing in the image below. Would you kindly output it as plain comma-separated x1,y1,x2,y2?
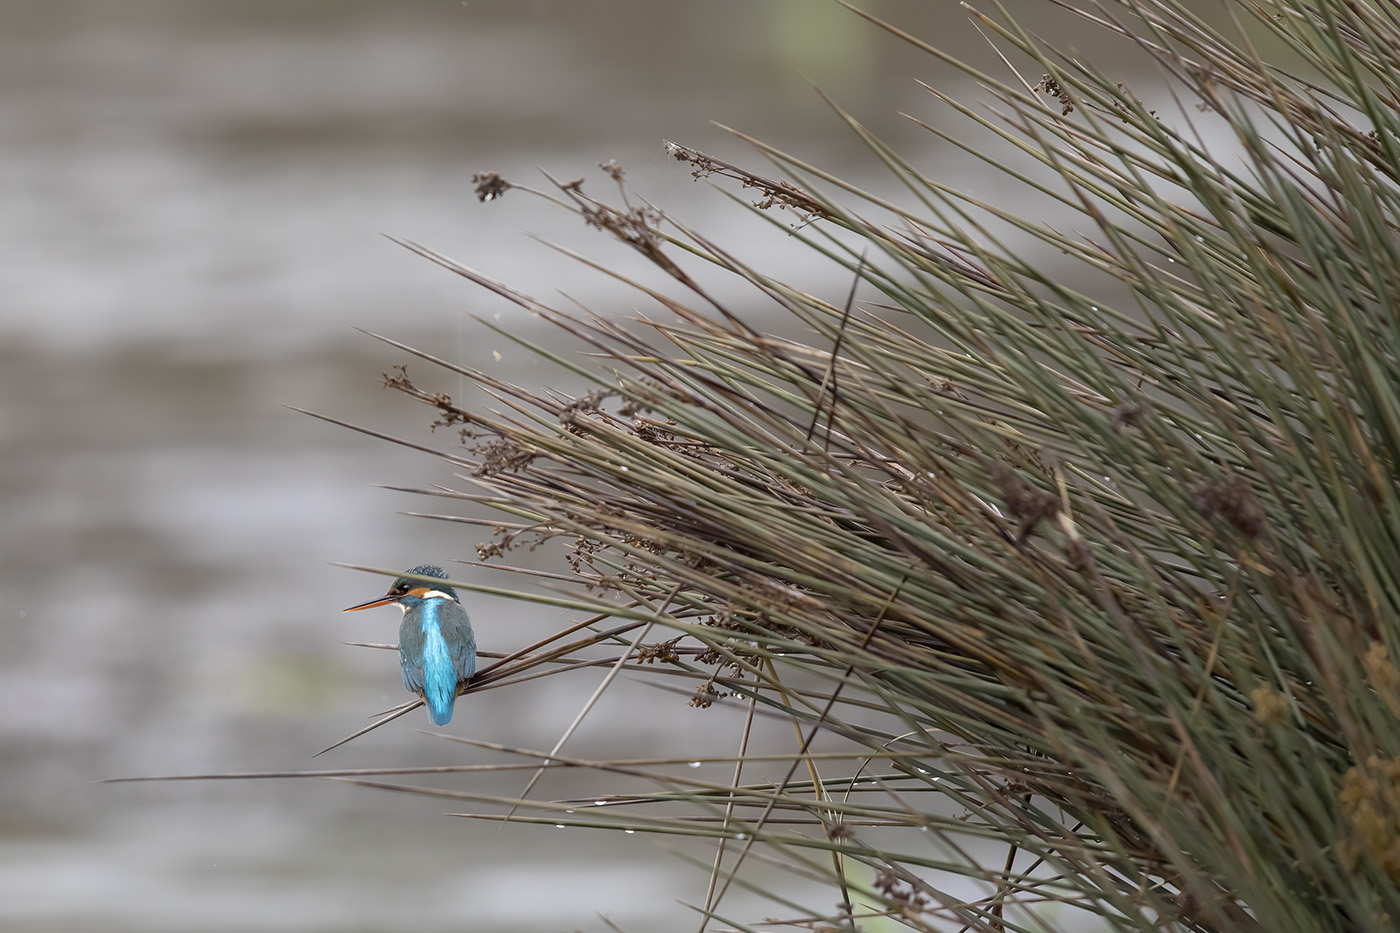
401,656,425,695
398,616,427,695
441,603,477,683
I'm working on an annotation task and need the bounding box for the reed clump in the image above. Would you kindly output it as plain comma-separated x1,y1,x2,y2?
337,1,1400,929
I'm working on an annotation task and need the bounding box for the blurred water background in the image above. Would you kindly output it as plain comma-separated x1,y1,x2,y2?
1,2,1164,930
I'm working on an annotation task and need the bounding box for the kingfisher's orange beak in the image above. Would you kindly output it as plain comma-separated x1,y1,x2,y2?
343,594,398,612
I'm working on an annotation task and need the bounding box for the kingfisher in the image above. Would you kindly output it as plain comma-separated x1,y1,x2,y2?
343,565,476,726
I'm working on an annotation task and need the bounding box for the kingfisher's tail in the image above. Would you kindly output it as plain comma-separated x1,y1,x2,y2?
427,696,454,726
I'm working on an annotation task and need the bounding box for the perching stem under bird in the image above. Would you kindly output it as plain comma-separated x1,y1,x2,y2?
344,565,476,726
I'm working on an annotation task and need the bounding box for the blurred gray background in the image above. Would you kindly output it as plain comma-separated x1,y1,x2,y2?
1,2,1158,930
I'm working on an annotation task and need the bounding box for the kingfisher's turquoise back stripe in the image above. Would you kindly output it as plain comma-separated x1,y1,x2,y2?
418,598,458,726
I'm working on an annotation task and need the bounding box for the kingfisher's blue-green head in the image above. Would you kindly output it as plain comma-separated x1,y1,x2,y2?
343,564,459,613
